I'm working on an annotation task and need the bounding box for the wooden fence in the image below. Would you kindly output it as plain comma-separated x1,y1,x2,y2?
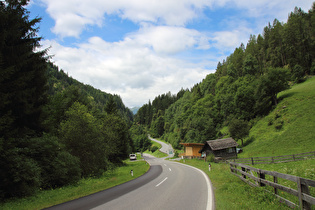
231,151,315,165
230,162,315,209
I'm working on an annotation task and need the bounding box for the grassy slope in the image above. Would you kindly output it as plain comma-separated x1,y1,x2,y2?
240,77,315,157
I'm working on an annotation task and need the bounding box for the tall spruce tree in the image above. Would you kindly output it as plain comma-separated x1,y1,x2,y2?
0,0,48,139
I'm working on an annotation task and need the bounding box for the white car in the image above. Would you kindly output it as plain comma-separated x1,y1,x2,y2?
129,154,137,160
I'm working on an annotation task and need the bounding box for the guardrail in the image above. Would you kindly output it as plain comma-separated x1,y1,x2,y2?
231,151,315,165
230,162,315,209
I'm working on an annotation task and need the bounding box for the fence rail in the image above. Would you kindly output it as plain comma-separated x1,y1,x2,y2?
231,151,315,165
230,162,315,209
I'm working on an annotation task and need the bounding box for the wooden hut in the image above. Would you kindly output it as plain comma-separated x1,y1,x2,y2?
180,143,204,159
199,138,238,160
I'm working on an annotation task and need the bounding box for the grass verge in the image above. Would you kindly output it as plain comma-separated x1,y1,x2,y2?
0,159,150,210
180,159,291,210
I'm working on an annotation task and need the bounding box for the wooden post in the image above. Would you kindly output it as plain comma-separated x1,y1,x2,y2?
297,178,311,210
230,163,235,173
258,170,265,187
293,154,295,161
251,157,254,165
273,176,278,195
242,167,246,179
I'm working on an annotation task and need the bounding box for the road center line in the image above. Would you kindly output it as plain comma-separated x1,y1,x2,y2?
169,168,171,172
156,177,168,187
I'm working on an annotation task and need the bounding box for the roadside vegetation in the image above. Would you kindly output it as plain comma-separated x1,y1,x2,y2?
182,159,289,209
0,159,149,210
182,158,315,209
145,139,168,158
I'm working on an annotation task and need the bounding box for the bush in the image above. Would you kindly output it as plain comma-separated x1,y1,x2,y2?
27,135,82,188
274,119,284,130
174,150,179,158
292,64,305,83
150,146,159,153
0,147,41,199
0,135,82,200
206,153,215,162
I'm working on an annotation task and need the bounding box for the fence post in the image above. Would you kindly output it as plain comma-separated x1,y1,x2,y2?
297,177,311,210
242,167,246,179
293,154,295,161
258,169,265,187
251,157,254,165
273,176,278,195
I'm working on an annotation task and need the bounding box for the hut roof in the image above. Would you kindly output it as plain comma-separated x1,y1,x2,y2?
205,138,238,151
180,143,204,146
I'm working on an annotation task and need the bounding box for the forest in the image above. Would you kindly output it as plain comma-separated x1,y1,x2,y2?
0,0,134,200
134,4,315,149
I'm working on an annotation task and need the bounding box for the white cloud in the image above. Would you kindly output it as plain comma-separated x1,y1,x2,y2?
129,25,211,55
210,28,253,53
42,31,212,107
40,0,314,38
40,0,213,38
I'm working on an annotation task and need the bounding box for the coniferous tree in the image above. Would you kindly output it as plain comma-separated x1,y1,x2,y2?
0,0,48,139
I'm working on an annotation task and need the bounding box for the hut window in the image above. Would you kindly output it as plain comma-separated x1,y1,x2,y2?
228,148,234,153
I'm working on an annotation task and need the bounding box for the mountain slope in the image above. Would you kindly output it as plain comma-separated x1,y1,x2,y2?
240,77,315,157
46,63,133,122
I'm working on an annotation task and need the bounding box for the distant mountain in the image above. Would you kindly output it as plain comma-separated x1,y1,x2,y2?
130,107,140,115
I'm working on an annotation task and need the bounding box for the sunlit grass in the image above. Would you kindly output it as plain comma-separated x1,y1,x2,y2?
181,159,289,210
240,77,315,158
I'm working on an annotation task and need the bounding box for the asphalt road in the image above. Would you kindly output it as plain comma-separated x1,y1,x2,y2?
92,154,214,210
46,151,214,210
45,162,163,210
148,135,174,157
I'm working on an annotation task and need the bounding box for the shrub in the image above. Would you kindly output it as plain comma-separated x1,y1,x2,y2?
292,64,305,83
150,146,159,153
274,119,284,130
0,147,41,199
174,150,179,158
206,153,215,162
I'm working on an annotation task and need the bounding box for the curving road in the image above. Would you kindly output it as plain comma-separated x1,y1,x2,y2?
148,135,174,157
47,141,214,210
93,154,214,210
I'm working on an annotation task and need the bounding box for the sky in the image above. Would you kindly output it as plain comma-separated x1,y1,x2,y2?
27,0,314,108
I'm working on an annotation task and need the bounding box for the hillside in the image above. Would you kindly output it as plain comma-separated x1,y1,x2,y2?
46,63,133,122
239,77,315,157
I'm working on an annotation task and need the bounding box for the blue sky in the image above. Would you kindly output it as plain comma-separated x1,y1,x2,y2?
28,0,313,108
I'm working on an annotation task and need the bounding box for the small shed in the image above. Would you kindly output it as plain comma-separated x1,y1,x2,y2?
180,143,204,159
199,138,238,160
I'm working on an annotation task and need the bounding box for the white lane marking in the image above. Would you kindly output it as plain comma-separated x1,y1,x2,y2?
156,177,168,187
164,164,167,166
172,162,214,210
169,168,172,172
